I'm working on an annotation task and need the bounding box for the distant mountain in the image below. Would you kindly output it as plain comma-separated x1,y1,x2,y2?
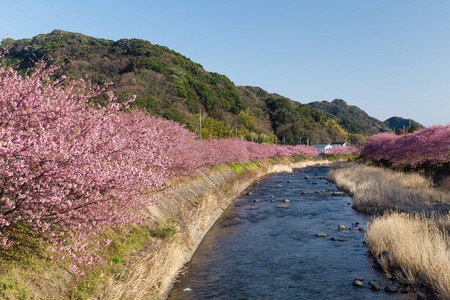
384,116,425,132
1,30,397,146
308,99,392,135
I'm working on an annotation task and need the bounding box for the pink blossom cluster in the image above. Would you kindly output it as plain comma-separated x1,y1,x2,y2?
201,139,319,165
326,146,362,156
0,58,318,272
363,125,450,167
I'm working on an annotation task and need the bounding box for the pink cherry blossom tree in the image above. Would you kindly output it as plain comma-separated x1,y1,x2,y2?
0,56,320,273
363,126,450,168
326,145,362,156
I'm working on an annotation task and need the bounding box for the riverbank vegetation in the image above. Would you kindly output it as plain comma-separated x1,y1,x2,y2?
0,56,322,298
362,125,450,179
328,161,450,299
365,212,450,299
327,162,450,214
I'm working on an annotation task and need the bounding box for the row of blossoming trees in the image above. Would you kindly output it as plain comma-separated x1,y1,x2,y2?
0,59,319,273
326,145,361,156
363,125,450,168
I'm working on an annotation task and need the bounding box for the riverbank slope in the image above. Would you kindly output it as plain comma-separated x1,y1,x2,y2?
98,157,329,299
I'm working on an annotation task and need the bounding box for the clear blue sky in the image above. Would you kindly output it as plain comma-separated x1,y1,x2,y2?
2,0,450,126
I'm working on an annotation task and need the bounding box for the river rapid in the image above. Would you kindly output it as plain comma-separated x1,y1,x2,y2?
168,165,417,300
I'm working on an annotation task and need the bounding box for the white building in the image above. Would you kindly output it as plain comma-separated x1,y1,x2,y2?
331,142,346,147
311,144,333,154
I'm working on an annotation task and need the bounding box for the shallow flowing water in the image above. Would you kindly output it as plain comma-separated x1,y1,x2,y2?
168,166,417,299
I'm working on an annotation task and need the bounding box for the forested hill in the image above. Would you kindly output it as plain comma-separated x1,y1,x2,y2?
384,116,425,133
308,99,392,136
2,30,395,145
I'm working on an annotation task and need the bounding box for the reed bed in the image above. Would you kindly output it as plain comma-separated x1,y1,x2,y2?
328,161,450,298
327,162,450,213
366,212,450,299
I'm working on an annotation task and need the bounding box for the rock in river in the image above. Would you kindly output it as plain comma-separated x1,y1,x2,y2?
353,279,364,287
385,285,399,293
338,225,346,231
369,281,381,290
276,204,288,208
332,191,346,196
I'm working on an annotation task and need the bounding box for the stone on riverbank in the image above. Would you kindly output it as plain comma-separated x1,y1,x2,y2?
374,250,394,270
316,233,327,237
385,285,399,293
369,281,381,290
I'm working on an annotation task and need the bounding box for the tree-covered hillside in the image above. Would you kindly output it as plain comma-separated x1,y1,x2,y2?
308,99,392,136
384,116,424,133
1,30,397,145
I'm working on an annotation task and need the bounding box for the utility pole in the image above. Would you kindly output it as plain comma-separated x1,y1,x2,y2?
199,108,202,139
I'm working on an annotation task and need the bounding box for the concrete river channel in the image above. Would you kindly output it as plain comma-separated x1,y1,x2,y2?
168,165,417,300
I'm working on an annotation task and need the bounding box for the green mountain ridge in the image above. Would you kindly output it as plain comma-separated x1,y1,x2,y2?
384,116,425,133
1,29,417,146
308,99,391,135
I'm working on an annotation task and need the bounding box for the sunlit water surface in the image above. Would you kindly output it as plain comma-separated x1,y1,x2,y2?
168,166,416,300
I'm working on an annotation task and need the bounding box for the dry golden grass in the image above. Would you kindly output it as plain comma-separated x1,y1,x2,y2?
366,212,450,299
328,161,450,299
327,162,450,213
99,238,188,300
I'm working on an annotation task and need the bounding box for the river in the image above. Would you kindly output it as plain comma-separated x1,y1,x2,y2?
168,165,417,299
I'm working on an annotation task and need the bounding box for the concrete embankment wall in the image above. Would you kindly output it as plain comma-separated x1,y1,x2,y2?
127,158,329,300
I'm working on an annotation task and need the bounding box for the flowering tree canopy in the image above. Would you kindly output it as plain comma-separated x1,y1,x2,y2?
0,57,319,273
326,146,361,156
363,126,450,168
